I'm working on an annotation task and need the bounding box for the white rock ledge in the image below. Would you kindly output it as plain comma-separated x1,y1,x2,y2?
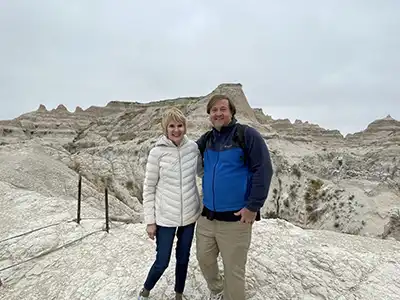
1,182,400,300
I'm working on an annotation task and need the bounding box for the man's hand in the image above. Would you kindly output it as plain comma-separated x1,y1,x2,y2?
146,223,157,240
234,207,257,224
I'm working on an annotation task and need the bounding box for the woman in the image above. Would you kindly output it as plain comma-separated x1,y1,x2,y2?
138,107,202,300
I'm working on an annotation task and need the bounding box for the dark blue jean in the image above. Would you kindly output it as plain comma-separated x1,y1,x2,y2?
143,222,195,293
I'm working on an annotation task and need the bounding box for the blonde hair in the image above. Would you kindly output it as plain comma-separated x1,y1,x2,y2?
161,107,187,135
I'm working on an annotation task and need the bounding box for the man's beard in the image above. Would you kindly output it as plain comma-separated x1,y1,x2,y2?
212,121,224,131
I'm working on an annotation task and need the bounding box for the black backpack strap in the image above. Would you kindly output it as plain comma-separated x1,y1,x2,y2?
234,124,248,165
198,124,248,165
198,130,213,160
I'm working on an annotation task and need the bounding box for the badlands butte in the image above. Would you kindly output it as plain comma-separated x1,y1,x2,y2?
0,83,399,241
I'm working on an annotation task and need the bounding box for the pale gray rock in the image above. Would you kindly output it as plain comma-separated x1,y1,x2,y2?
0,183,399,300
252,108,273,124
0,83,399,243
0,142,138,219
0,84,399,300
266,118,344,143
37,104,48,113
345,115,400,146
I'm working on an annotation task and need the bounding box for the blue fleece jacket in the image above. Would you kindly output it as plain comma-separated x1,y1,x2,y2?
197,119,273,214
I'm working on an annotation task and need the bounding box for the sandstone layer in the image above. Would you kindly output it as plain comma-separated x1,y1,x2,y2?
1,83,399,299
0,83,399,242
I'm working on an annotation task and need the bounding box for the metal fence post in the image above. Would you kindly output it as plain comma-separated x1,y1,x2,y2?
105,186,109,233
77,174,82,224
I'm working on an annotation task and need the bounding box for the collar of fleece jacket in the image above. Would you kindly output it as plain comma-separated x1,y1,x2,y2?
211,117,238,135
155,134,189,147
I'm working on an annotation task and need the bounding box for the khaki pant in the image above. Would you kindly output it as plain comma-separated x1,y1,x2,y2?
196,216,252,300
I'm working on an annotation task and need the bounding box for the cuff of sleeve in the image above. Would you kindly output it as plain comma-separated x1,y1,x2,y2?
144,215,156,225
246,203,260,213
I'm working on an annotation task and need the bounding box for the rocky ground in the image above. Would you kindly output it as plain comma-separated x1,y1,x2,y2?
1,181,399,300
0,83,400,299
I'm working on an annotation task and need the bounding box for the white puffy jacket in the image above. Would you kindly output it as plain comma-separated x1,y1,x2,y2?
142,134,202,227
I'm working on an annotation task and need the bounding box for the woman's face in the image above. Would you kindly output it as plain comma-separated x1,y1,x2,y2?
167,120,185,145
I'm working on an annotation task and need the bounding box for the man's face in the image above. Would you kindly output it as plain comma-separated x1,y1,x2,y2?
209,99,232,130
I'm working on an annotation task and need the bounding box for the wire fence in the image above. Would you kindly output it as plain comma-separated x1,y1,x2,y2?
0,174,112,281
74,174,110,233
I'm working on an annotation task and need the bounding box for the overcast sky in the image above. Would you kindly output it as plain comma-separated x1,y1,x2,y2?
1,1,399,135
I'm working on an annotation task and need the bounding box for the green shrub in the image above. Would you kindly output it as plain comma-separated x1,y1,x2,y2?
263,211,278,219
334,222,340,228
304,178,324,223
126,180,134,190
291,164,302,179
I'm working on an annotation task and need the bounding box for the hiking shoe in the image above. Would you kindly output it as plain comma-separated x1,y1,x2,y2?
138,287,150,300
208,291,223,300
175,292,183,300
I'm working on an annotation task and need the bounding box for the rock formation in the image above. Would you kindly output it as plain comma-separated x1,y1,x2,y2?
0,83,399,242
53,104,69,113
74,106,84,113
253,108,273,124
37,104,48,112
346,114,400,146
0,83,399,299
265,118,344,144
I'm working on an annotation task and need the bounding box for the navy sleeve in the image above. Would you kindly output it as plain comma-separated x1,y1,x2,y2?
195,135,203,148
244,126,274,212
195,132,207,148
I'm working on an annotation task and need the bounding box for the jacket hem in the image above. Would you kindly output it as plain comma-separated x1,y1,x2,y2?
201,206,261,222
154,212,201,227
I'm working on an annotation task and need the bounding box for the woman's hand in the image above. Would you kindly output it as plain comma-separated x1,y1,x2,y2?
146,223,157,240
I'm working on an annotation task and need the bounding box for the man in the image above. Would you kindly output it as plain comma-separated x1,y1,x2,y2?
196,94,273,300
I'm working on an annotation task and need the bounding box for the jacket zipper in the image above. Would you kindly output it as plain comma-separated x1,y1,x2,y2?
178,146,183,226
212,152,219,211
211,132,219,212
